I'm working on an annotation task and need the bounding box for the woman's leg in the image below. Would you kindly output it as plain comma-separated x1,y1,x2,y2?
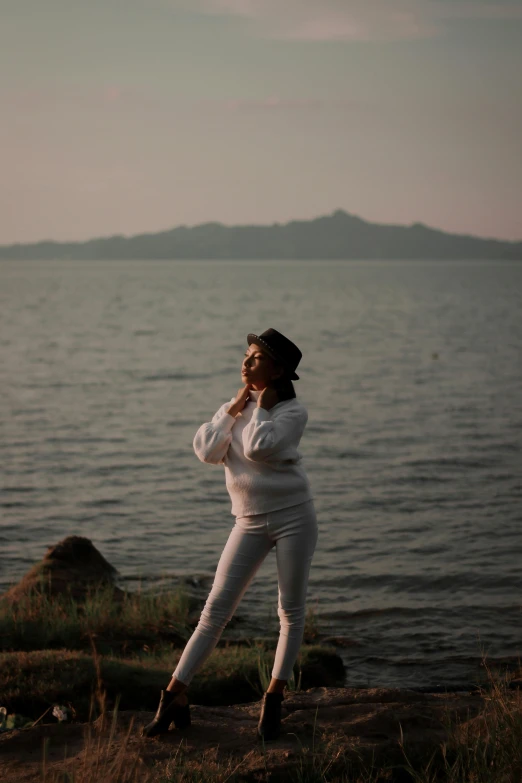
168,516,273,689
270,501,319,685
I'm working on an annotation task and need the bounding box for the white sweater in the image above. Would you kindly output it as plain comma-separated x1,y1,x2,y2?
193,387,314,516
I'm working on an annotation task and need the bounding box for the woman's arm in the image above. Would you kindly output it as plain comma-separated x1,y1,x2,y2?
193,399,237,465
242,406,307,462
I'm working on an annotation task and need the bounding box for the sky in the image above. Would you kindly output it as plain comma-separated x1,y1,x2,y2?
1,0,521,244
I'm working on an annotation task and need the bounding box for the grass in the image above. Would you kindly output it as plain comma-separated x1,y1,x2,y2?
0,642,344,722
0,581,194,655
0,580,341,722
153,653,522,782
0,581,324,657
5,582,520,780
17,649,522,782
396,656,522,783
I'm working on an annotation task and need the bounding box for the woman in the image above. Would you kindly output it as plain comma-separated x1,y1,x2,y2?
142,328,318,741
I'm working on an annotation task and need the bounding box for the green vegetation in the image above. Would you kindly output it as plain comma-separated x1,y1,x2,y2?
0,581,325,656
0,581,344,723
5,578,520,781
0,642,342,722
0,581,193,655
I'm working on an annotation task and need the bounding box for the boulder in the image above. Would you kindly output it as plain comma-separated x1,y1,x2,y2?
1,536,125,604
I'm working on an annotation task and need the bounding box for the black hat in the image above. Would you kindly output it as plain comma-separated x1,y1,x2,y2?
247,328,302,381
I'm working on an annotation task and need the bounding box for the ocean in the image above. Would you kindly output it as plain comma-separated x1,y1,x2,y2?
1,258,521,691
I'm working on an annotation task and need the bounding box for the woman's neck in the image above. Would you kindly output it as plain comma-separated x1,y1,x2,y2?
248,387,262,400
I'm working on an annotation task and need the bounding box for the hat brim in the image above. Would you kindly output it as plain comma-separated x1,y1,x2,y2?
247,333,300,380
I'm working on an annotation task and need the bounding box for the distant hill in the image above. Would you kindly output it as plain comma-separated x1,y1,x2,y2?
1,210,520,260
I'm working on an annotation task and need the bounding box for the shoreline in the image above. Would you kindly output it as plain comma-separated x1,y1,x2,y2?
1,539,521,780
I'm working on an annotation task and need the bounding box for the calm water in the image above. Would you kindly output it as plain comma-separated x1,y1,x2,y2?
1,259,521,691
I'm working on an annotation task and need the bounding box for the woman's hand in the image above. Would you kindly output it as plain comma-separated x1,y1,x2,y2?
258,386,279,410
226,383,253,418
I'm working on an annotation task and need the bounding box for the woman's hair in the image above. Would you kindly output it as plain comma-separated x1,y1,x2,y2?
271,364,296,401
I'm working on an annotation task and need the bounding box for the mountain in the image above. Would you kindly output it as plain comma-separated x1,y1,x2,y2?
0,209,520,260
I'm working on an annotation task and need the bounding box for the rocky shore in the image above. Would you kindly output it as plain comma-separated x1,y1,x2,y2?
1,536,520,782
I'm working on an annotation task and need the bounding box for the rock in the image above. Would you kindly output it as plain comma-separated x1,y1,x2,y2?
0,685,490,782
1,536,125,604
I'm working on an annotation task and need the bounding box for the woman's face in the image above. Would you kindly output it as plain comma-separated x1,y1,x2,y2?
241,343,283,390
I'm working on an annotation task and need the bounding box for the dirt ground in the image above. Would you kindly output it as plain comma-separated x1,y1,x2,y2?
0,685,486,782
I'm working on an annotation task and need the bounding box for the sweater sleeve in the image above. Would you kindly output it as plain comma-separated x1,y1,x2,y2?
242,405,308,462
193,398,237,465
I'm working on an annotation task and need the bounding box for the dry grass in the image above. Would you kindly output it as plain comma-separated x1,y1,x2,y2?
5,648,520,782
7,586,519,780
1,641,342,723
0,581,323,658
0,581,193,654
396,655,522,783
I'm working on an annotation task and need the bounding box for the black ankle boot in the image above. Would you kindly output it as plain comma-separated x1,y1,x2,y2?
257,691,284,741
141,690,191,738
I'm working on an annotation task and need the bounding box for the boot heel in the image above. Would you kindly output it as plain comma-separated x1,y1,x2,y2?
172,701,191,729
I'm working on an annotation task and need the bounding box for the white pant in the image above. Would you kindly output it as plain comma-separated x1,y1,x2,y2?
172,498,319,685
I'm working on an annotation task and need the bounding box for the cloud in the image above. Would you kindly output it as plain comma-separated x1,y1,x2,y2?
185,0,522,41
194,95,366,111
1,85,163,112
2,86,365,117
432,1,522,21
